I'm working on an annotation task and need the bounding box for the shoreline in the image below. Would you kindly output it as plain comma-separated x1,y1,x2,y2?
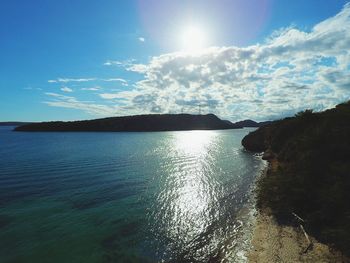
221,160,267,262
247,160,349,263
247,209,349,263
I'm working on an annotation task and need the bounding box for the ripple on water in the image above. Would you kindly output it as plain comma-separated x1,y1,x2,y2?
0,128,264,263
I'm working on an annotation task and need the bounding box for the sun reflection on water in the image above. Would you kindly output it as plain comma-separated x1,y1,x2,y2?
173,130,218,156
172,131,218,224
146,130,265,262
156,131,222,259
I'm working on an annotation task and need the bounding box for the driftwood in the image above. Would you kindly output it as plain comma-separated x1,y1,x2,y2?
292,212,313,253
292,212,304,223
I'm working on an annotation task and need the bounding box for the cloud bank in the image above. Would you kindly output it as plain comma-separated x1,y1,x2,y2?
46,4,350,120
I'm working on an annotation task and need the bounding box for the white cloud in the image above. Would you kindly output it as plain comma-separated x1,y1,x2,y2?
120,3,350,120
99,93,119,100
81,86,101,91
103,60,123,66
99,90,140,100
44,92,139,116
60,87,73,93
48,78,96,83
44,4,350,120
103,59,137,67
139,37,145,42
103,78,128,86
48,77,128,86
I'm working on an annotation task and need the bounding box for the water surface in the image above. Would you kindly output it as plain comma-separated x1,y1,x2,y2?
0,127,264,262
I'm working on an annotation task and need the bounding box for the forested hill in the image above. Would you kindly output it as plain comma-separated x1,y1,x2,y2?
242,101,350,256
14,114,241,132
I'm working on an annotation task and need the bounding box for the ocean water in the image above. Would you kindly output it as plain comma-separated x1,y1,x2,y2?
0,127,265,263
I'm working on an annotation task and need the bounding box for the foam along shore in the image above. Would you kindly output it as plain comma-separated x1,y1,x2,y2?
247,208,349,263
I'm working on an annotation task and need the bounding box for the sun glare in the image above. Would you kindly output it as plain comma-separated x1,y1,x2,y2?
180,25,207,53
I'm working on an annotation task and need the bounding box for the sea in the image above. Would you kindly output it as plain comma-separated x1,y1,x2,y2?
0,126,265,263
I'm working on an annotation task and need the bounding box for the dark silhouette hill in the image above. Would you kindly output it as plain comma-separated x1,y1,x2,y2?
233,119,271,127
242,101,350,256
14,114,242,132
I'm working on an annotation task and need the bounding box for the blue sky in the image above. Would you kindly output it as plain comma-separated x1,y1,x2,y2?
1,0,349,121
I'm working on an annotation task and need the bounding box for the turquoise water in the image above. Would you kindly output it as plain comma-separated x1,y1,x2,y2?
0,127,264,263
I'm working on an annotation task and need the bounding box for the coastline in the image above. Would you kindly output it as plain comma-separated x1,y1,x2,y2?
221,158,267,263
247,160,349,263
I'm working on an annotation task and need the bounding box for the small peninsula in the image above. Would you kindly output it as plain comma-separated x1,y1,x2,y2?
14,113,243,132
242,101,350,261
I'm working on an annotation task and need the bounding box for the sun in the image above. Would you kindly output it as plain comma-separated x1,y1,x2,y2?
180,25,207,53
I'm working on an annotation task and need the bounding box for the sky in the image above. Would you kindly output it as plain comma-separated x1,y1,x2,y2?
1,0,350,122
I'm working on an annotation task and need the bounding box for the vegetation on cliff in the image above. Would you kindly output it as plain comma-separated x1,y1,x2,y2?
242,101,350,256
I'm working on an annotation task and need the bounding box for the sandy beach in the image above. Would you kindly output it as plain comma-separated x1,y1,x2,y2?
247,209,349,263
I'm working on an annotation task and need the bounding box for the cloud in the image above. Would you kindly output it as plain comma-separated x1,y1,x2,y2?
103,78,126,82
99,93,121,100
138,37,145,42
60,87,73,93
48,78,96,83
120,3,350,120
102,78,128,86
81,86,101,91
103,60,123,66
44,4,350,120
48,77,128,86
99,90,140,100
44,92,143,116
103,59,137,67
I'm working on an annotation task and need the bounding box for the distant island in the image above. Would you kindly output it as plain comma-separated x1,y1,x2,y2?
242,101,350,258
233,119,271,128
13,113,260,132
0,122,32,127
